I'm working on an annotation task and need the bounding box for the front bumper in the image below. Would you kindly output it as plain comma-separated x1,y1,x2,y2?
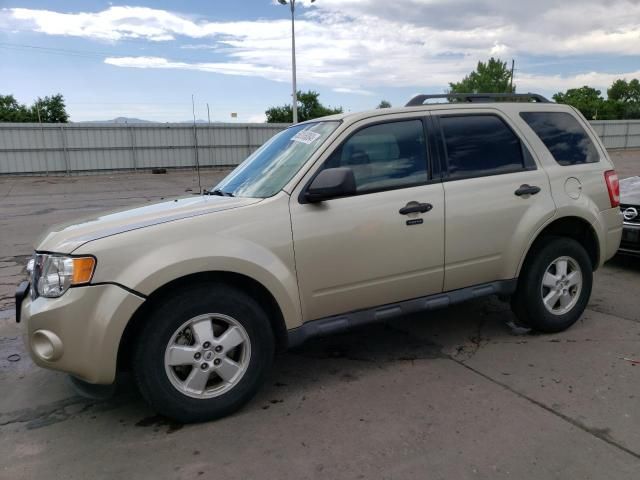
19,283,145,384
619,222,640,255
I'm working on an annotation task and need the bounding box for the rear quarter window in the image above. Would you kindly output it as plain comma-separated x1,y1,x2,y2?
520,111,599,166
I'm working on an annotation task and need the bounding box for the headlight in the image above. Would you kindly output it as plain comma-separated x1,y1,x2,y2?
26,257,35,276
32,254,96,298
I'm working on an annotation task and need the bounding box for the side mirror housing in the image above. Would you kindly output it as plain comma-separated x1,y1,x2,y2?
305,167,356,203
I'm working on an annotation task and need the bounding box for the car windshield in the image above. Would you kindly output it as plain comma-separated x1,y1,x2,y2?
210,121,340,198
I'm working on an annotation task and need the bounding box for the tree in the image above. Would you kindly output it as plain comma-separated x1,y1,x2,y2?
266,90,342,123
552,79,640,120
607,79,640,119
31,94,69,123
0,93,69,123
608,79,640,103
553,86,605,120
377,100,392,109
449,57,515,95
0,95,31,122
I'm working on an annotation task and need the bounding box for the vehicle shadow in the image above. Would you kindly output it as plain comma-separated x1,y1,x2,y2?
250,297,529,409
54,297,541,427
608,253,640,271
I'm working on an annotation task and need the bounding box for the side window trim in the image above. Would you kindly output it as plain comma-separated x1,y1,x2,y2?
298,116,437,204
434,112,537,182
426,115,444,180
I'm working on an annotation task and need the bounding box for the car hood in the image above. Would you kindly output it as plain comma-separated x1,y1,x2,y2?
36,195,262,253
621,176,640,206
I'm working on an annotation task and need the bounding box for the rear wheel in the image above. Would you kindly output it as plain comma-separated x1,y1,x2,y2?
512,237,592,333
133,283,274,423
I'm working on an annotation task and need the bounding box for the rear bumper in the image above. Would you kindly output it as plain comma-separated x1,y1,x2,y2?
20,284,144,384
593,207,623,266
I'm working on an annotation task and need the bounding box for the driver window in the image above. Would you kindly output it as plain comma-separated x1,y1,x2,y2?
325,119,428,194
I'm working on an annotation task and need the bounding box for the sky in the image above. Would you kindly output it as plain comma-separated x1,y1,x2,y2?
1,0,640,122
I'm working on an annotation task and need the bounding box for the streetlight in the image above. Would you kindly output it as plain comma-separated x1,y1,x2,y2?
277,0,315,124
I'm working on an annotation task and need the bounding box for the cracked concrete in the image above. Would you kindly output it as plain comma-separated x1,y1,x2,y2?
1,157,640,479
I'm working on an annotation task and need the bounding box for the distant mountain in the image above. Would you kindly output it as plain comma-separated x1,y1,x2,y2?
76,117,214,124
78,117,155,124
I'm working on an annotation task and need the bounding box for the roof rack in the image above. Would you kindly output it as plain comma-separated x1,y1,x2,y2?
405,92,550,107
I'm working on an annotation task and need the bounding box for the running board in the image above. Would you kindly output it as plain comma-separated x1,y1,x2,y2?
287,279,517,348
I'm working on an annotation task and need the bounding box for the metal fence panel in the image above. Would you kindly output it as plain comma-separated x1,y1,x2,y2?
590,120,640,150
0,122,290,175
0,120,637,175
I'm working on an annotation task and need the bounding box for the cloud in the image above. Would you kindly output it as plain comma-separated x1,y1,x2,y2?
247,113,267,123
3,2,640,94
104,56,288,80
517,70,640,93
333,87,376,96
180,44,218,50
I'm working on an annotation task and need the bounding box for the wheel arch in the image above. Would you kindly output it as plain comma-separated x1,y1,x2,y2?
518,215,600,275
116,271,289,374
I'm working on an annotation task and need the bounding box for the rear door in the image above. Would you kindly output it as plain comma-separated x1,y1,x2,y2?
432,109,556,291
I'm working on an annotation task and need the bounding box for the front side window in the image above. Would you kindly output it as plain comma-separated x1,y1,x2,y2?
324,119,428,194
439,114,527,179
520,111,599,165
213,121,339,198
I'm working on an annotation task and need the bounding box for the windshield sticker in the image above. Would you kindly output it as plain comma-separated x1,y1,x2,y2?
291,130,322,145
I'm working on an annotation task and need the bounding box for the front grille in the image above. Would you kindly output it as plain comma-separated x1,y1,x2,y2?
620,204,640,224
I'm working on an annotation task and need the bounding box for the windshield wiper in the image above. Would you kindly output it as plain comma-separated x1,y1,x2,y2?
205,189,234,197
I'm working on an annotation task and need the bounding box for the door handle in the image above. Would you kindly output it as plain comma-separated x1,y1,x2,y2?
399,202,433,215
514,184,541,196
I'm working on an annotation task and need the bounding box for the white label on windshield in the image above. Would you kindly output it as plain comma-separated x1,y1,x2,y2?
291,130,322,144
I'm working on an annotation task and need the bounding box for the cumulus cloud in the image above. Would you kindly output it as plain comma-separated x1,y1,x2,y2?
104,56,288,79
518,70,640,93
333,87,376,96
3,2,640,93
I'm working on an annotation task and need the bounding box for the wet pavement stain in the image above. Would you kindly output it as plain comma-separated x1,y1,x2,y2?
135,414,184,434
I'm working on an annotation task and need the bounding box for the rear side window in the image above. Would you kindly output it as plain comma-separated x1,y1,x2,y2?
439,114,528,179
520,112,599,165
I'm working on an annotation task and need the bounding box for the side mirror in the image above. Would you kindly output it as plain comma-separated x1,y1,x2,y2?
305,167,356,203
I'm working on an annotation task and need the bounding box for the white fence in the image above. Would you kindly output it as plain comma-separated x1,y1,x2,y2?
589,120,640,149
0,120,638,175
0,122,289,175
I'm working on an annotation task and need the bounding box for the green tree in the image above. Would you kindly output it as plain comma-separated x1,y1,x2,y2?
608,79,640,103
607,79,640,119
266,90,342,123
449,57,515,95
552,86,614,120
0,94,32,122
31,94,69,123
376,100,392,109
0,93,69,123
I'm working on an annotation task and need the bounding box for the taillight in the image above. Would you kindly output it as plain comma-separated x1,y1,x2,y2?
604,170,620,208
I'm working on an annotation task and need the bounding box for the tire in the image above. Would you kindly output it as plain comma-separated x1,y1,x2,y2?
511,236,593,333
133,283,274,423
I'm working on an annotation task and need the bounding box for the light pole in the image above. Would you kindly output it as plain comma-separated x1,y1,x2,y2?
277,0,315,124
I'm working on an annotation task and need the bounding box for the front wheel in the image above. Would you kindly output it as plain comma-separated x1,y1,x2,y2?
512,237,593,333
133,283,274,423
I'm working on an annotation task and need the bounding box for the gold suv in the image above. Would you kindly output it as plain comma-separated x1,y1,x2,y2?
16,93,623,422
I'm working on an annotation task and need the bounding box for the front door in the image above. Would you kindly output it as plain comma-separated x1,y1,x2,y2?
289,117,445,322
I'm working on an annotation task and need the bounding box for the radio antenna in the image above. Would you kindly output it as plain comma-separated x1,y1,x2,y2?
191,94,203,194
